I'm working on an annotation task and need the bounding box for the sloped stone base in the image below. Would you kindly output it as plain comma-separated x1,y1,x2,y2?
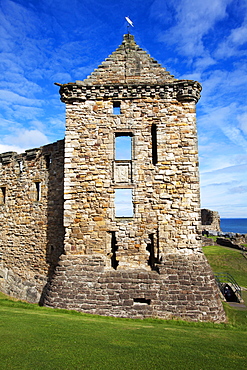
0,265,45,303
43,253,226,322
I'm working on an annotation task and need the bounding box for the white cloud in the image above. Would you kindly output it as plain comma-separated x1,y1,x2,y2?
157,0,233,57
221,124,247,153
215,20,247,59
200,163,247,218
237,112,247,135
0,90,42,106
0,144,24,154
0,129,49,153
198,103,247,155
228,185,247,194
193,55,217,71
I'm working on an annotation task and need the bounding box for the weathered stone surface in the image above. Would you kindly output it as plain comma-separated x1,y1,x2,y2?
43,254,225,322
0,140,64,302
201,208,221,232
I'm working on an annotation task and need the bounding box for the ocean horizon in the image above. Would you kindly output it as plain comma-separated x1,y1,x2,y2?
220,218,247,234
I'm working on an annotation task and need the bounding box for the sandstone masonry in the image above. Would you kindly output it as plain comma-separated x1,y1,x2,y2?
0,34,226,321
201,208,221,232
0,141,64,302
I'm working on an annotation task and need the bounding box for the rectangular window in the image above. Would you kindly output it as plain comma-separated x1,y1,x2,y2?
115,134,132,160
0,187,6,204
113,101,121,115
115,188,133,217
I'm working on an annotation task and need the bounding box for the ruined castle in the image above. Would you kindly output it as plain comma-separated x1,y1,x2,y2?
0,34,225,321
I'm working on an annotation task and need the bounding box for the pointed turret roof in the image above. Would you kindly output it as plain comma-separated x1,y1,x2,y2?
57,34,202,103
79,34,176,86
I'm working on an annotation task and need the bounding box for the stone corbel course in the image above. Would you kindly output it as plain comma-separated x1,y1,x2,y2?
57,81,201,103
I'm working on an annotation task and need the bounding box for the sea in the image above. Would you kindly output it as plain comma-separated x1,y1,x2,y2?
220,219,247,234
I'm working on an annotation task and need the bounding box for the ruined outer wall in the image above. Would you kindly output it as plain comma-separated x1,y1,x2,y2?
201,208,221,232
0,140,64,302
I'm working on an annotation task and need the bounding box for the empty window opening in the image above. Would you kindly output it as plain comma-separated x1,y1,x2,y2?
113,101,121,115
146,233,155,270
115,134,132,160
115,188,133,217
133,298,151,305
19,160,23,173
0,187,6,204
45,155,51,169
151,124,158,165
35,182,41,201
109,231,118,269
146,232,160,272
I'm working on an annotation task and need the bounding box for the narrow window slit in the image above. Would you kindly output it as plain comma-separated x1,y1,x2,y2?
45,155,51,169
146,231,160,272
0,187,6,204
35,182,41,201
110,231,118,269
151,124,158,165
146,233,155,270
19,160,23,173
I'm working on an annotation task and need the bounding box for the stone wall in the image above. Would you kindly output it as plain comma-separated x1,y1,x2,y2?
44,253,225,322
60,35,202,268
0,34,226,322
47,34,226,321
0,140,64,302
201,208,221,232
63,97,202,269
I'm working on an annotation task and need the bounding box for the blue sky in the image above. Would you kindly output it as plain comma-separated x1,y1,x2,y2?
0,0,246,218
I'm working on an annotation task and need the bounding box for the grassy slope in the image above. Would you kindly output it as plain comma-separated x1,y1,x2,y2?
0,292,247,370
1,245,247,370
203,245,247,288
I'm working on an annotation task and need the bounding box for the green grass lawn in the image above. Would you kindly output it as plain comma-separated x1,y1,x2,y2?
203,245,247,288
1,245,247,370
0,292,247,370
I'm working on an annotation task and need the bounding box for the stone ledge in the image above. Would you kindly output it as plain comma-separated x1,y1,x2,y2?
58,81,201,104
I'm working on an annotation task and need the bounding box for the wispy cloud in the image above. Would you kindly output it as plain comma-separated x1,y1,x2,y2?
156,0,233,57
0,128,49,153
215,14,247,59
228,186,247,194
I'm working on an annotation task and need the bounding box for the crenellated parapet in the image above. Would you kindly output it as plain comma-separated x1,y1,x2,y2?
57,80,201,103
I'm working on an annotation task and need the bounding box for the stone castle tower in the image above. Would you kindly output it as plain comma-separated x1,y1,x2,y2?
0,34,225,321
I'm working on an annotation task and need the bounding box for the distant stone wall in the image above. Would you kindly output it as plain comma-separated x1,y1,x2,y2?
0,140,64,302
201,209,221,232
